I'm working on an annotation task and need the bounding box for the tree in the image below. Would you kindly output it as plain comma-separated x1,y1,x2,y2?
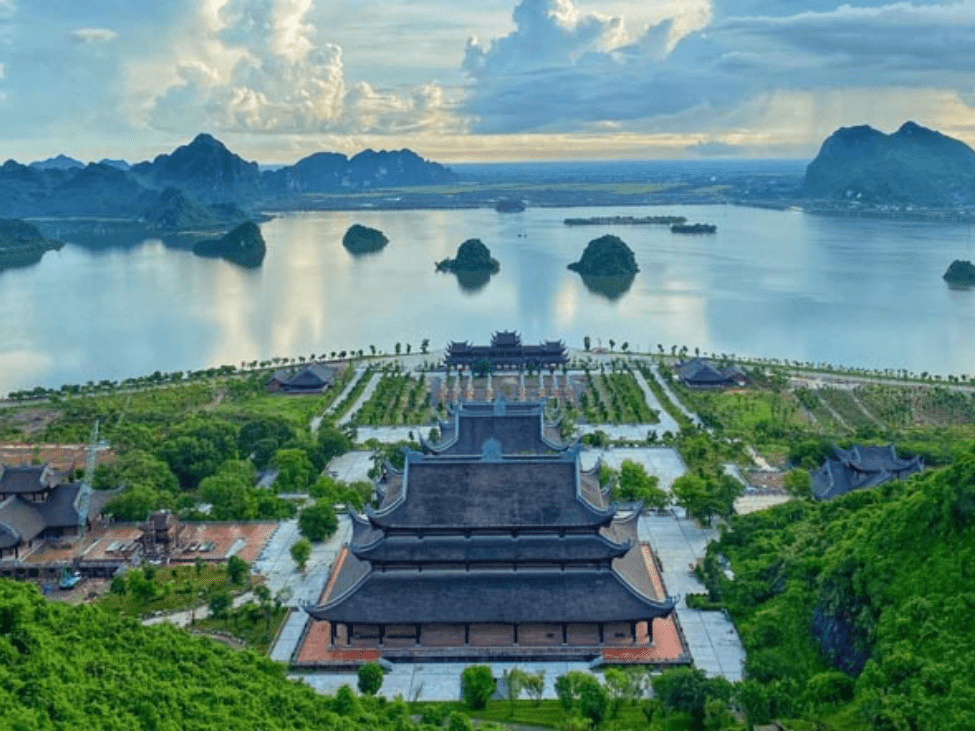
290,538,311,572
783,468,812,497
157,435,221,489
671,473,717,525
237,417,296,468
357,662,385,696
584,336,591,352
617,460,668,510
208,590,231,619
609,339,615,352
317,425,352,465
298,500,339,541
270,448,314,493
503,668,527,715
578,676,609,727
462,665,495,710
447,713,474,731
555,671,590,713
226,555,249,585
395,342,402,355
651,667,731,726
522,670,545,706
421,338,429,354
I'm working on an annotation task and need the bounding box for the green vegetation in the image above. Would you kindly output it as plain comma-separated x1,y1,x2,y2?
578,368,659,424
435,238,500,273
352,371,433,425
98,563,251,618
567,234,639,276
462,665,495,710
342,223,388,254
297,499,339,541
357,661,385,696
290,537,311,571
704,450,975,729
0,580,444,730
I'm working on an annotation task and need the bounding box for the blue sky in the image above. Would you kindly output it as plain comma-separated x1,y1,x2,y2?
1,0,974,163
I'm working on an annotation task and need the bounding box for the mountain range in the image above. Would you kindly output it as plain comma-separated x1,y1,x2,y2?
0,134,456,225
804,121,975,206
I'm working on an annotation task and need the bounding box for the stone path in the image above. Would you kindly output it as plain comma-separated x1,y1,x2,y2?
648,364,703,427
141,590,255,628
580,447,687,492
310,368,368,432
632,368,680,434
337,371,382,426
639,512,745,682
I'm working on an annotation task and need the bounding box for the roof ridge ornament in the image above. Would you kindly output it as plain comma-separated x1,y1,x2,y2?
482,438,503,462
493,393,507,416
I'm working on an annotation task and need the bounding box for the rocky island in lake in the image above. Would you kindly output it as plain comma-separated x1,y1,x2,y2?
436,238,500,292
192,221,266,268
567,234,639,276
0,218,63,270
943,259,975,288
671,223,717,234
494,199,526,213
342,223,389,254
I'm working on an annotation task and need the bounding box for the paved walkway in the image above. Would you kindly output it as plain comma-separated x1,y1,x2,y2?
265,516,353,663
639,512,745,681
311,367,369,432
648,364,703,427
337,371,382,427
632,368,680,434
141,590,255,628
580,447,687,491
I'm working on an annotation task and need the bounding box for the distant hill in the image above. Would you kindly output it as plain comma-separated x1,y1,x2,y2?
130,133,263,204
141,188,254,231
29,154,84,171
0,135,456,222
804,121,975,206
193,221,266,268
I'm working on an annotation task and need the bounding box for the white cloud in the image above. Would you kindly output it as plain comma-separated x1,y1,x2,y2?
146,0,465,136
71,27,118,44
460,0,975,136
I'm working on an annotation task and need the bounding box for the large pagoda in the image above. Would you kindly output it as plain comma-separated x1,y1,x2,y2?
444,331,568,371
304,399,675,660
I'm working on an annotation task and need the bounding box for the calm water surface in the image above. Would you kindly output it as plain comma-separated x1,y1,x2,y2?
2,205,974,394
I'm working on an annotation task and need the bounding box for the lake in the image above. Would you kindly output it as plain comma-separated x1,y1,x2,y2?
2,204,974,395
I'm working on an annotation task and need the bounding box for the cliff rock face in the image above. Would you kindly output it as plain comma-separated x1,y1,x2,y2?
192,221,266,268
804,121,975,206
436,238,500,273
944,259,975,287
567,235,639,276
342,224,388,254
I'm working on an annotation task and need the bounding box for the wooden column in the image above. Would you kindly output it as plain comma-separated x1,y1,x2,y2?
513,624,519,645
597,623,604,644
379,625,385,648
630,621,636,643
347,623,353,646
464,624,470,646
330,622,336,646
415,624,421,646
561,623,568,645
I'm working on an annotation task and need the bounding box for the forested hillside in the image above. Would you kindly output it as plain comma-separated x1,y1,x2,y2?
706,446,975,729
0,580,422,730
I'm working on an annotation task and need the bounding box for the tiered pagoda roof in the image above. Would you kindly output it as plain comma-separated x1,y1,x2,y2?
812,444,923,501
305,444,674,627
423,398,566,455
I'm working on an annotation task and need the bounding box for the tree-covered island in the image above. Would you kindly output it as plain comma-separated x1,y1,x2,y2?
671,222,717,234
342,223,389,254
193,221,267,268
943,259,975,287
567,234,639,276
0,218,63,270
435,238,500,274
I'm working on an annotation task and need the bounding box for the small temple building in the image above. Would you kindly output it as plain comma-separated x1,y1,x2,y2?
0,464,115,560
303,399,675,661
266,364,337,394
812,445,923,501
674,357,747,389
445,331,568,371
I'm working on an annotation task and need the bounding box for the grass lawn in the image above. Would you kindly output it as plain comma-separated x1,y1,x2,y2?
413,699,694,730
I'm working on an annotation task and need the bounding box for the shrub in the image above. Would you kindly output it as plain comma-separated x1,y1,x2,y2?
462,665,495,710
357,662,385,696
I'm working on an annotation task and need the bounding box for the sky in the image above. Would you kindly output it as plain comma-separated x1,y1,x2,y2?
2,0,975,164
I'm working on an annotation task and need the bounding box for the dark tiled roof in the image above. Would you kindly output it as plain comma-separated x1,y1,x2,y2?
351,531,631,564
811,444,923,500
675,358,730,385
308,564,674,624
266,364,336,390
368,451,612,530
492,331,522,347
0,497,45,548
425,399,566,455
0,464,55,495
37,483,82,529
